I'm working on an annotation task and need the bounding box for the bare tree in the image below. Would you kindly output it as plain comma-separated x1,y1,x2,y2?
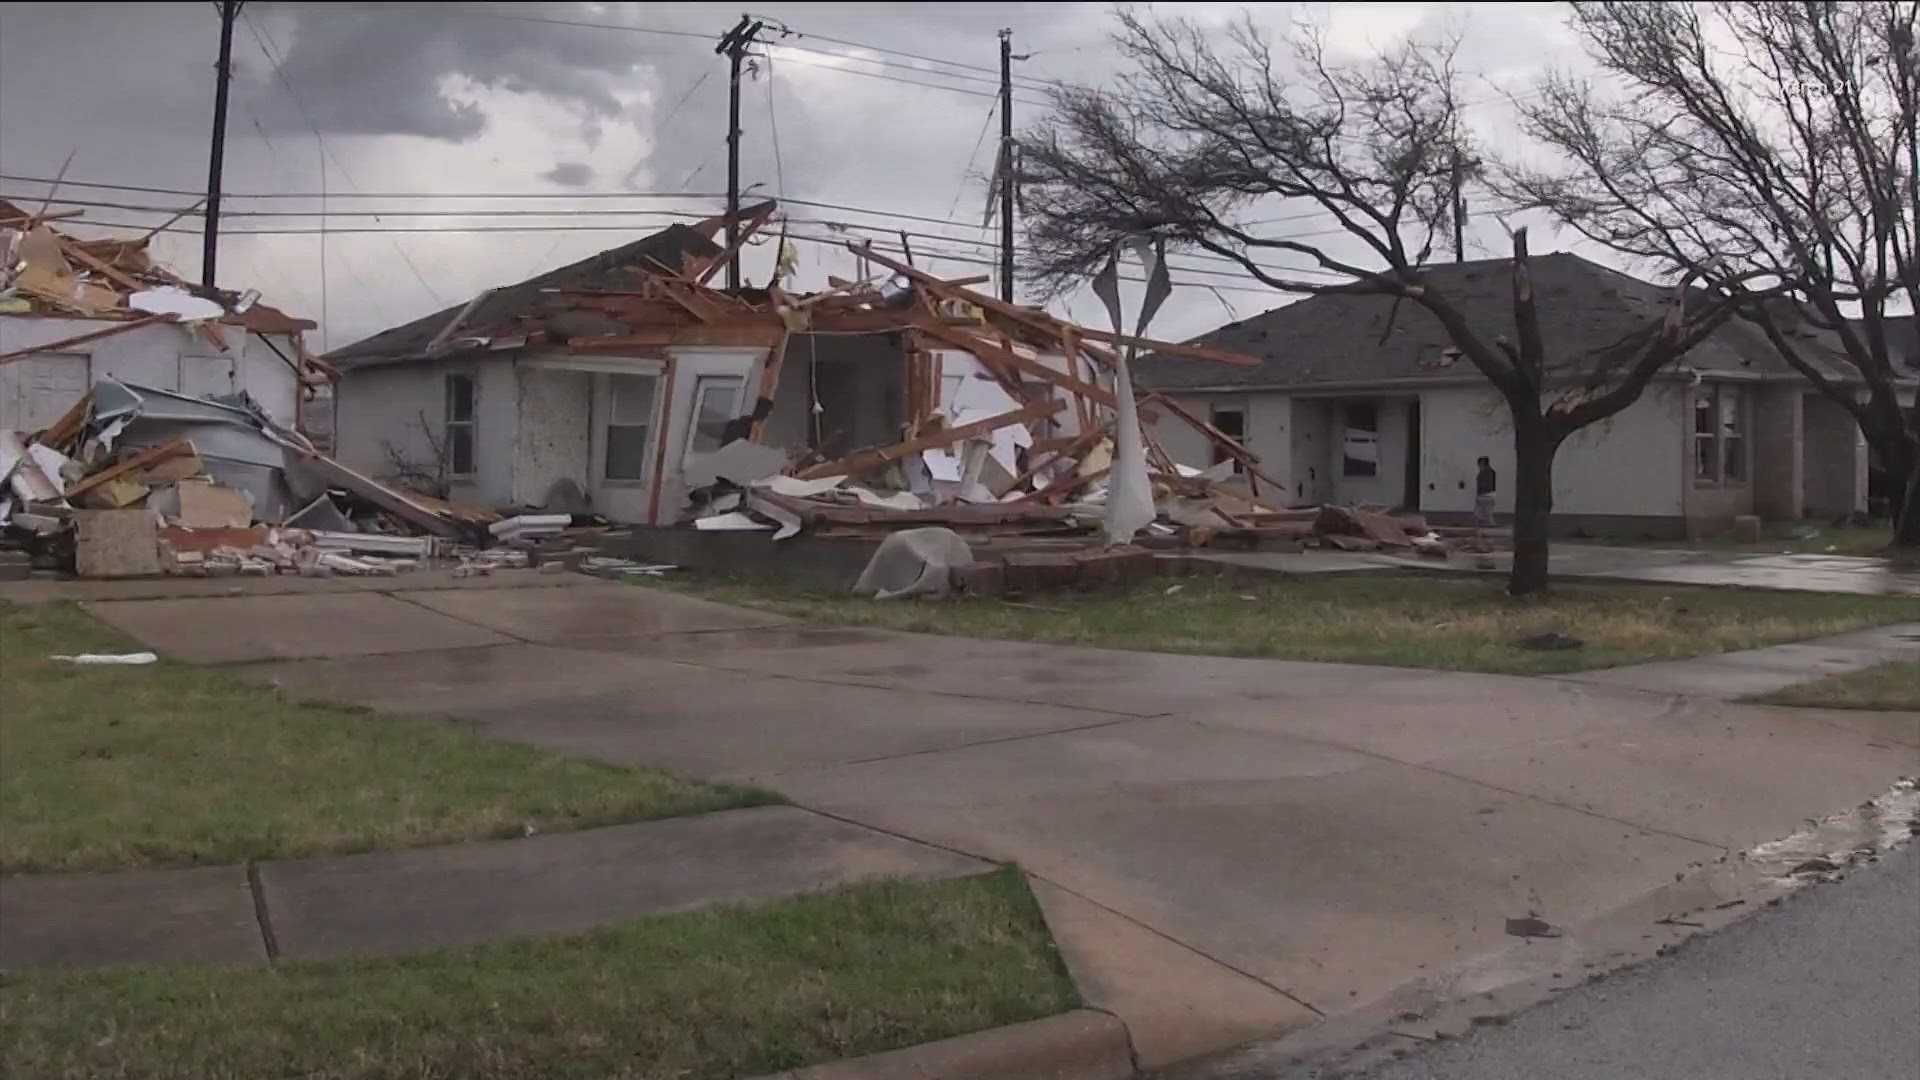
1021,10,1740,595
1501,1,1920,541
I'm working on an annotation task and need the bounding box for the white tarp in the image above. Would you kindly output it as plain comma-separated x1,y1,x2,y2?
852,526,973,600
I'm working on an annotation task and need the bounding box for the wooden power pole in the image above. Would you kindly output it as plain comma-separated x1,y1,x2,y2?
203,0,243,289
998,28,1015,303
717,15,767,291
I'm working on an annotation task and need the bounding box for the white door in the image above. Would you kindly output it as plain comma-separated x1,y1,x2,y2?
589,370,664,523
681,372,745,485
3,353,90,431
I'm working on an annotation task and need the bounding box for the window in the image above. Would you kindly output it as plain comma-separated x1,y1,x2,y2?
1693,385,1747,484
685,375,744,455
444,373,476,476
1342,403,1379,477
1210,406,1246,473
604,373,657,482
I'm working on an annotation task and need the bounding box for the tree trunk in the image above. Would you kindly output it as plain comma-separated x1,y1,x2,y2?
1508,415,1561,597
1896,447,1920,548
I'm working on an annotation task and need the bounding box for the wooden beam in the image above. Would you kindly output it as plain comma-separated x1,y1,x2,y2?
1001,428,1104,494
1015,465,1108,504
645,356,680,524
913,320,1120,410
61,438,197,500
0,315,168,365
746,330,791,443
36,390,94,451
795,398,1066,480
57,238,148,294
849,242,1260,367
692,203,778,286
1145,392,1290,494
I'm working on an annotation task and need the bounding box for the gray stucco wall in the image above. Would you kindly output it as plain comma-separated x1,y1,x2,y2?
333,356,518,506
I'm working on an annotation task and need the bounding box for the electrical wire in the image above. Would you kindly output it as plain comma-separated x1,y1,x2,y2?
241,10,446,317
763,52,787,199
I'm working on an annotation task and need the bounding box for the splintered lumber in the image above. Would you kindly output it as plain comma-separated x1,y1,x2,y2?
914,321,1120,410
794,398,1066,480
1147,393,1290,493
37,390,93,450
1016,465,1109,505
61,438,197,501
849,243,1259,367
275,443,464,539
746,330,791,442
0,315,168,365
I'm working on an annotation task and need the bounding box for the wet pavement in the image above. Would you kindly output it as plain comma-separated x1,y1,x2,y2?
1198,545,1920,596
1340,843,1920,1080
68,579,1920,1070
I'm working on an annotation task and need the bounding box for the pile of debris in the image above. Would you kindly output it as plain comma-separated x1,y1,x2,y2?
0,198,333,389
1,378,596,579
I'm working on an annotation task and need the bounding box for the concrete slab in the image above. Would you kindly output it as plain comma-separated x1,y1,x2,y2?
398,583,789,644
0,864,263,970
772,720,1719,1011
1416,698,1920,850
1620,561,1920,595
0,567,605,604
86,592,513,663
259,805,986,960
1031,878,1320,1070
249,643,1134,778
688,630,1442,719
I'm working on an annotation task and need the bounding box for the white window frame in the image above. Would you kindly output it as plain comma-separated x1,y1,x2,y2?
444,372,477,478
1692,384,1748,486
602,372,661,486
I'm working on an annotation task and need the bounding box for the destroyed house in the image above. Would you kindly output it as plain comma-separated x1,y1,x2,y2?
326,204,1258,528
1140,253,1881,537
0,199,333,441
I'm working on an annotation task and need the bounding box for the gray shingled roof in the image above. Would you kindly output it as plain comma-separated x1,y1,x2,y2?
1138,252,1862,391
325,220,730,370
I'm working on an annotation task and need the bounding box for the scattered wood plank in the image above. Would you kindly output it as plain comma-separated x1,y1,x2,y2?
61,439,197,501
0,315,168,365
794,398,1066,480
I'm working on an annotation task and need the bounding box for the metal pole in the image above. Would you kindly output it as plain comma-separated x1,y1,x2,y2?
999,28,1015,303
717,15,761,292
203,1,242,289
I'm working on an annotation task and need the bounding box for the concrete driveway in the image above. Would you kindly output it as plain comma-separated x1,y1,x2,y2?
85,581,1920,1069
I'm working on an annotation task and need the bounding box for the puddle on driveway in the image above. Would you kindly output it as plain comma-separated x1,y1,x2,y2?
1743,777,1920,883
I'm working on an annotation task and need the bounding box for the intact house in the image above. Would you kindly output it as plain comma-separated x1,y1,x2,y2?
1141,253,1885,538
1,201,330,438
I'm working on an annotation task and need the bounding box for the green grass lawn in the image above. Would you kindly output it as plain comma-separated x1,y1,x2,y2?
655,571,1920,676
0,867,1078,1080
0,602,775,873
1585,526,1893,557
1754,661,1920,711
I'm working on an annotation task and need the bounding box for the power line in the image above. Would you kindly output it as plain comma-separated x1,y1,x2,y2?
764,53,787,199
745,12,1061,92
241,10,446,313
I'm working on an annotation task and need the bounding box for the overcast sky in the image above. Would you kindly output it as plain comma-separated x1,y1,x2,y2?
0,1,1596,351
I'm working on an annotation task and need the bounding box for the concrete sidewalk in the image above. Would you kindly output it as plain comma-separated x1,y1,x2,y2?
0,805,984,971
1560,623,1919,699
1197,545,1920,596
63,581,1920,1070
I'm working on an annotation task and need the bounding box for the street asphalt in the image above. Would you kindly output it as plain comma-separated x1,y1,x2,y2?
1352,845,1920,1080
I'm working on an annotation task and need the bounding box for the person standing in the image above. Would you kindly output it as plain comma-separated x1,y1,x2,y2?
1474,456,1498,527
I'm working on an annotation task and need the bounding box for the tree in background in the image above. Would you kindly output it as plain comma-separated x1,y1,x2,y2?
1502,1,1919,541
1018,10,1739,595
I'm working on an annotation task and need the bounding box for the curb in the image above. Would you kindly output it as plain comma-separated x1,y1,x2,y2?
749,1009,1134,1080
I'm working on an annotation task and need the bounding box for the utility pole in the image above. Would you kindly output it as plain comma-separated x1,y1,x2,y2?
203,0,243,289
717,14,767,291
1450,150,1468,264
998,28,1015,303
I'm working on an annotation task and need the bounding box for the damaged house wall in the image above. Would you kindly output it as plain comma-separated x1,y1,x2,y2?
511,363,592,507
333,355,519,505
1,318,303,431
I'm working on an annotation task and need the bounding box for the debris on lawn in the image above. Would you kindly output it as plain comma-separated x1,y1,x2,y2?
50,651,159,665
2,378,617,580
1514,631,1584,651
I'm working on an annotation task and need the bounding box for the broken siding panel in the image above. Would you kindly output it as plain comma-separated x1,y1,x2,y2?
511,363,593,506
